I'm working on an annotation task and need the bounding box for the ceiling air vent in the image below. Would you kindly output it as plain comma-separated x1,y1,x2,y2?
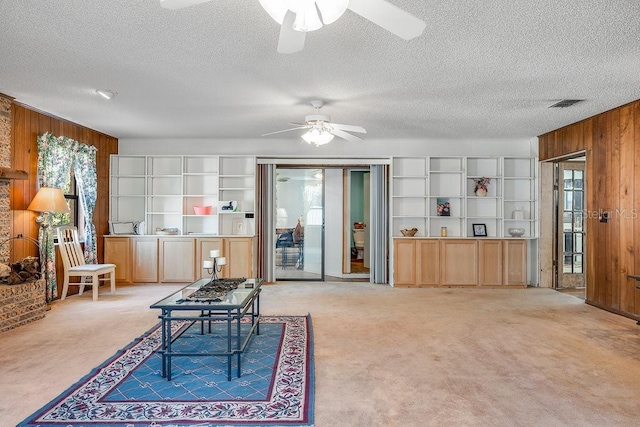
549,99,584,108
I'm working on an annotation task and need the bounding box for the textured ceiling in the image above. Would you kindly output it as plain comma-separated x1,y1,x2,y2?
1,0,639,141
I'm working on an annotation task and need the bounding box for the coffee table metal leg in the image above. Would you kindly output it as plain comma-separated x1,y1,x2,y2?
227,312,232,381
256,291,261,335
237,307,242,378
166,310,173,381
160,310,167,378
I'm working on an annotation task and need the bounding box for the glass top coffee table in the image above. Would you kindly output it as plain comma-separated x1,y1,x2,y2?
150,277,263,381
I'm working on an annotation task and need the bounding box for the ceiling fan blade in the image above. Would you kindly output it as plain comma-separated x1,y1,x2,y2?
160,0,212,10
348,0,426,40
262,126,309,137
330,128,364,143
330,123,367,134
278,10,306,54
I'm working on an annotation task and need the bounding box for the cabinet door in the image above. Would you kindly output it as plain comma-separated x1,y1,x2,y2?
504,240,527,285
393,239,416,286
224,237,253,278
440,240,478,285
159,238,195,283
104,238,131,284
478,240,503,285
416,240,439,286
132,238,158,283
196,238,224,279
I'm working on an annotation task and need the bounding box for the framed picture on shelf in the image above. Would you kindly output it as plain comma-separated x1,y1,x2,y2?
472,223,487,237
436,198,451,216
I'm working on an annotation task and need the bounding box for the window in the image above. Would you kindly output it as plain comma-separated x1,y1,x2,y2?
562,169,584,274
60,170,85,239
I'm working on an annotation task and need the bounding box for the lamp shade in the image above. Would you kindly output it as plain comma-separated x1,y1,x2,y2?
27,187,70,213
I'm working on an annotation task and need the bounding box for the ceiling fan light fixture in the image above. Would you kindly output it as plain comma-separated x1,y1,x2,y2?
316,0,348,24
293,3,323,32
259,0,346,32
301,128,334,146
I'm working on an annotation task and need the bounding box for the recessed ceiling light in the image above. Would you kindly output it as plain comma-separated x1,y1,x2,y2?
96,89,117,100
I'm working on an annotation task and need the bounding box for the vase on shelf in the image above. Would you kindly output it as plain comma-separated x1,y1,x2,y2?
475,188,487,197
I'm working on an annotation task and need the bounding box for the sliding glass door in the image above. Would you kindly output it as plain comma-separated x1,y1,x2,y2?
275,168,324,281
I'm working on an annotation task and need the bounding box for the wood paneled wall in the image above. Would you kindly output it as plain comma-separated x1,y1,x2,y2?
10,103,118,297
539,99,640,320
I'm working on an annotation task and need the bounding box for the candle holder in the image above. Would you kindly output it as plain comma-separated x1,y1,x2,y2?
202,249,227,283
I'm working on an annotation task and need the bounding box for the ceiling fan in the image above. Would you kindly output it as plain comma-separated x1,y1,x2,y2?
262,100,366,146
160,0,427,53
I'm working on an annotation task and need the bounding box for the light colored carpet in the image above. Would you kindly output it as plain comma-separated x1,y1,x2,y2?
1,282,640,426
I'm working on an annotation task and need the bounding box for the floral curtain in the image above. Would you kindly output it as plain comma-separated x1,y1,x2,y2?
73,144,98,264
36,132,99,302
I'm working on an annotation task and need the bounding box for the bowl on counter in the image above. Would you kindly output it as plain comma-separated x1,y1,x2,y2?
400,228,418,237
508,228,526,237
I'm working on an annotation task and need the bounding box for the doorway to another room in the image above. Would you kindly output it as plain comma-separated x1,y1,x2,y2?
275,168,325,281
346,169,370,279
554,156,586,299
273,166,372,282
258,160,388,284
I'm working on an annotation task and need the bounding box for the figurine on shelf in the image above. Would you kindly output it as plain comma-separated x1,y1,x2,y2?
472,177,491,197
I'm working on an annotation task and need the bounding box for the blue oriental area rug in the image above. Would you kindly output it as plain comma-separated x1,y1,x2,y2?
19,315,314,427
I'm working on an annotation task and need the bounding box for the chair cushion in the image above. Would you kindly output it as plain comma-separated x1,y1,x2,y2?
68,263,115,274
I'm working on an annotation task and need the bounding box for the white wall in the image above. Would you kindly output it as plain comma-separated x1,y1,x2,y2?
118,136,539,282
118,137,537,157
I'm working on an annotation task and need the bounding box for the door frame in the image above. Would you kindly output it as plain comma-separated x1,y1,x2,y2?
539,152,586,292
342,168,371,278
554,158,586,290
257,157,390,283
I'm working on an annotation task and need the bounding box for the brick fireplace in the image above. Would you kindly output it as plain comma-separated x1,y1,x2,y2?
0,95,11,261
0,94,48,332
0,279,46,332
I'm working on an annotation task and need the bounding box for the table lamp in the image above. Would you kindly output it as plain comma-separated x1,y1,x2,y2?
27,187,71,292
27,187,70,219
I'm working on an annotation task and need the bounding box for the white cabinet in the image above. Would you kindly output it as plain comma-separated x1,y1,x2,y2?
503,157,537,238
429,157,465,237
465,156,502,238
109,156,146,223
218,156,255,236
391,156,537,238
183,155,219,235
146,156,183,234
392,157,428,237
110,155,255,236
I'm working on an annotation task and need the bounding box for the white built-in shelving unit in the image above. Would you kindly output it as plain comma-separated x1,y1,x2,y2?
110,155,255,236
391,156,537,238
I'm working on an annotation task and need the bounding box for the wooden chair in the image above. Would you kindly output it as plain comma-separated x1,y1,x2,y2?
56,226,116,301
